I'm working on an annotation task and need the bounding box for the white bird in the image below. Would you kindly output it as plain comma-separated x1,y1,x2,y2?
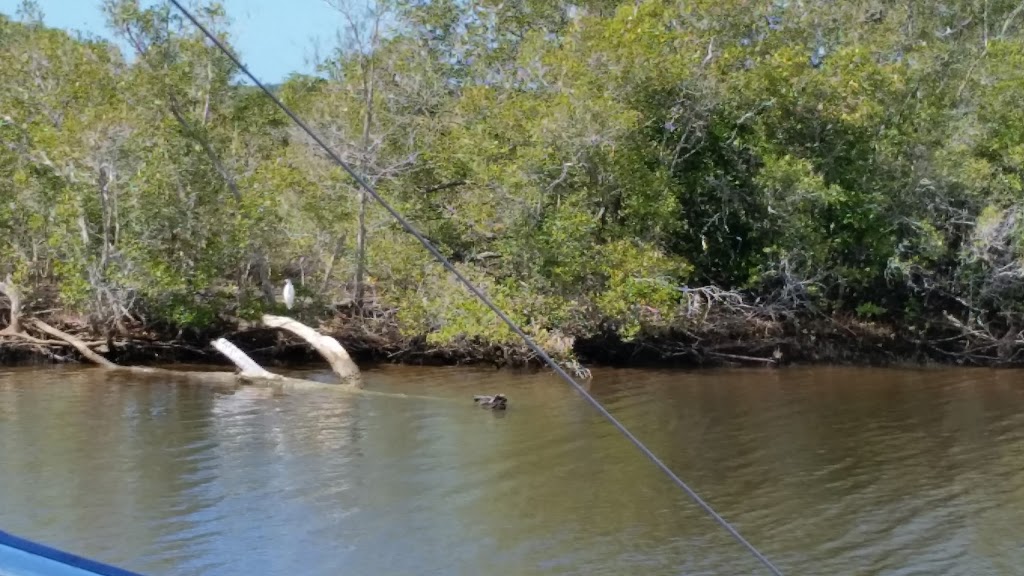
283,278,295,310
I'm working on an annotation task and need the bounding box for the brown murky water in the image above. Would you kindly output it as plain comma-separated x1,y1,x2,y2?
1,364,1023,575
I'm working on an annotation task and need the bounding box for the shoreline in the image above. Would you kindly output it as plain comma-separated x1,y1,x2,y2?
1,311,1018,371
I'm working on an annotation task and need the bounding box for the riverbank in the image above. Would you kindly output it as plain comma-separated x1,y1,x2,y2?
8,0,1024,378
0,304,1015,371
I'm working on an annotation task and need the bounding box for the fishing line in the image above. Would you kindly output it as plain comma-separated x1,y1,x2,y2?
166,2,786,573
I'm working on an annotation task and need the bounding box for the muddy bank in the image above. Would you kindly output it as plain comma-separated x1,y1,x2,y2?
1,308,1015,371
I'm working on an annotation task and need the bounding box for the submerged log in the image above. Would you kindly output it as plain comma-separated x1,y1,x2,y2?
19,314,368,394
212,338,275,378
705,351,779,365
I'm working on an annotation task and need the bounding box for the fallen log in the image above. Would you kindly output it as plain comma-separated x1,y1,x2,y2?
22,315,369,395
30,319,117,368
212,338,275,378
705,350,779,365
261,314,360,381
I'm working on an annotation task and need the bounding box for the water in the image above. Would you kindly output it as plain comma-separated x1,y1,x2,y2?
1,365,1023,575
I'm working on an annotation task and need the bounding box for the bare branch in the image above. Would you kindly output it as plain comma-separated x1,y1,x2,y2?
1000,0,1024,37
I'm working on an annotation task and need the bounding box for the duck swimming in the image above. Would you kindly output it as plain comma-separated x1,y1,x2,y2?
473,393,508,410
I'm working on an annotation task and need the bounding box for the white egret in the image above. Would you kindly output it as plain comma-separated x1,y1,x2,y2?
283,278,295,310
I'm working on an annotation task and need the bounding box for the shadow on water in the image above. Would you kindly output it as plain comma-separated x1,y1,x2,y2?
1,364,1023,575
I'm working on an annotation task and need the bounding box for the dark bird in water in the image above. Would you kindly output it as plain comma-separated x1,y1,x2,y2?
473,393,508,410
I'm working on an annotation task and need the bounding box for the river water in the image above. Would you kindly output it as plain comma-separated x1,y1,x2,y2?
0,364,1022,575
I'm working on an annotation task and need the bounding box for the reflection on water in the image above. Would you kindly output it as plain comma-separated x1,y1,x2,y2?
1,365,1024,575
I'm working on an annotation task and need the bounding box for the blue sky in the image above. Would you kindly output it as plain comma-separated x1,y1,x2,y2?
0,0,349,82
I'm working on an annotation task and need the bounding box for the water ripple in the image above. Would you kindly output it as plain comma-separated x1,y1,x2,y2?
1,366,1024,575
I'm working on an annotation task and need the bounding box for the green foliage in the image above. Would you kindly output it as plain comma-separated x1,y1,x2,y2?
6,0,1024,354
593,240,690,341
855,302,885,320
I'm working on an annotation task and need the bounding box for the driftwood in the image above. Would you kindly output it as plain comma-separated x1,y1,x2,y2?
0,276,368,393
705,351,780,365
23,315,362,389
212,338,275,378
261,314,359,380
30,319,118,368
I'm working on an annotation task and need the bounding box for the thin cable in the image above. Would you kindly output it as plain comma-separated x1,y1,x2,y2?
167,3,785,574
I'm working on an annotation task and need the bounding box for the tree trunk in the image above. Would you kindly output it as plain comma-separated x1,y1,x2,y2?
255,250,277,306
354,190,367,305
321,234,345,294
0,275,24,335
354,51,376,307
